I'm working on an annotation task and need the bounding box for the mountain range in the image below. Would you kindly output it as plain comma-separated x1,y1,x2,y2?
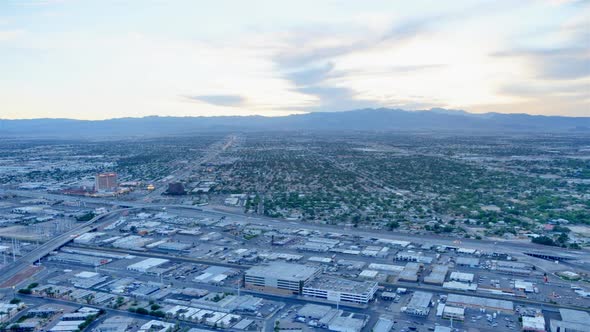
1,108,589,138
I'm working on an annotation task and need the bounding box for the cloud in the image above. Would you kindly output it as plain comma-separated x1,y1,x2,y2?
2,0,588,118
541,55,590,79
0,29,24,42
295,86,377,112
185,94,247,107
494,47,590,80
285,62,335,86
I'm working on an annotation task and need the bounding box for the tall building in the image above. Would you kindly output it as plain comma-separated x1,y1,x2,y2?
95,172,117,192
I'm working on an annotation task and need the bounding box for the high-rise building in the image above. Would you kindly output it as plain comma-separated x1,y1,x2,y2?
95,172,117,192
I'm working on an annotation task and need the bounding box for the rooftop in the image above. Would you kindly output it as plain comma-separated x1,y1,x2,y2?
407,291,433,309
559,308,590,324
305,276,378,294
246,262,319,281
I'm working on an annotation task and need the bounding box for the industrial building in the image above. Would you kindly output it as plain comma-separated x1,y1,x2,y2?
402,291,433,316
455,257,479,268
244,262,321,294
372,316,394,332
442,306,465,321
395,251,433,264
48,253,111,267
126,258,170,273
443,281,477,291
96,316,135,332
493,261,532,276
95,172,117,192
446,294,513,313
549,309,588,332
302,276,378,304
424,265,448,285
522,315,546,332
398,262,422,282
449,271,474,283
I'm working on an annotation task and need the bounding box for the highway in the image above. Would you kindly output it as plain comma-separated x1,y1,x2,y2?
0,207,134,287
3,188,590,275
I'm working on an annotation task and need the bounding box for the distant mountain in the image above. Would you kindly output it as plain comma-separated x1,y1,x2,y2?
1,108,588,138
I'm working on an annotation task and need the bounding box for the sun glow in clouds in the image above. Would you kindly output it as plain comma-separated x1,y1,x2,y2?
0,0,588,119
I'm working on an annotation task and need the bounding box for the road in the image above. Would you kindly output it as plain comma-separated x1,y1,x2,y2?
142,134,238,201
0,207,135,287
3,187,590,275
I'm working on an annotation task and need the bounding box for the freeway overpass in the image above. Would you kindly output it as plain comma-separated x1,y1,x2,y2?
3,188,590,274
0,207,134,287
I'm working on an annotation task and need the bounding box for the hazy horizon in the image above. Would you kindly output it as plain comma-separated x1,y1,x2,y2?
1,0,589,120
2,107,590,122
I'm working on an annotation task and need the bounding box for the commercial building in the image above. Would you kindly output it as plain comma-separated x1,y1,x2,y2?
402,291,433,316
95,172,117,192
302,276,378,304
244,262,321,294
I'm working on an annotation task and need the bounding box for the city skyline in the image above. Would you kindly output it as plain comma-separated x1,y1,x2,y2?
1,0,589,120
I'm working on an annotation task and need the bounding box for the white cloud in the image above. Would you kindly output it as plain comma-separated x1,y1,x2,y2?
0,29,24,41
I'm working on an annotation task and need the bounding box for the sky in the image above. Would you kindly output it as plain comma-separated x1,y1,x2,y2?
0,0,589,120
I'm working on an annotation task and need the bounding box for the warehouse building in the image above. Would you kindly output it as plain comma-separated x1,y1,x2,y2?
446,294,513,313
302,276,378,304
456,257,479,268
442,306,465,321
549,309,588,332
424,265,449,285
398,262,422,282
522,315,546,332
244,262,321,294
127,258,169,273
402,291,433,316
48,253,111,267
449,272,474,283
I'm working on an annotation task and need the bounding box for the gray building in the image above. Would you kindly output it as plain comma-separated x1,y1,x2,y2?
244,262,321,294
402,291,433,316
